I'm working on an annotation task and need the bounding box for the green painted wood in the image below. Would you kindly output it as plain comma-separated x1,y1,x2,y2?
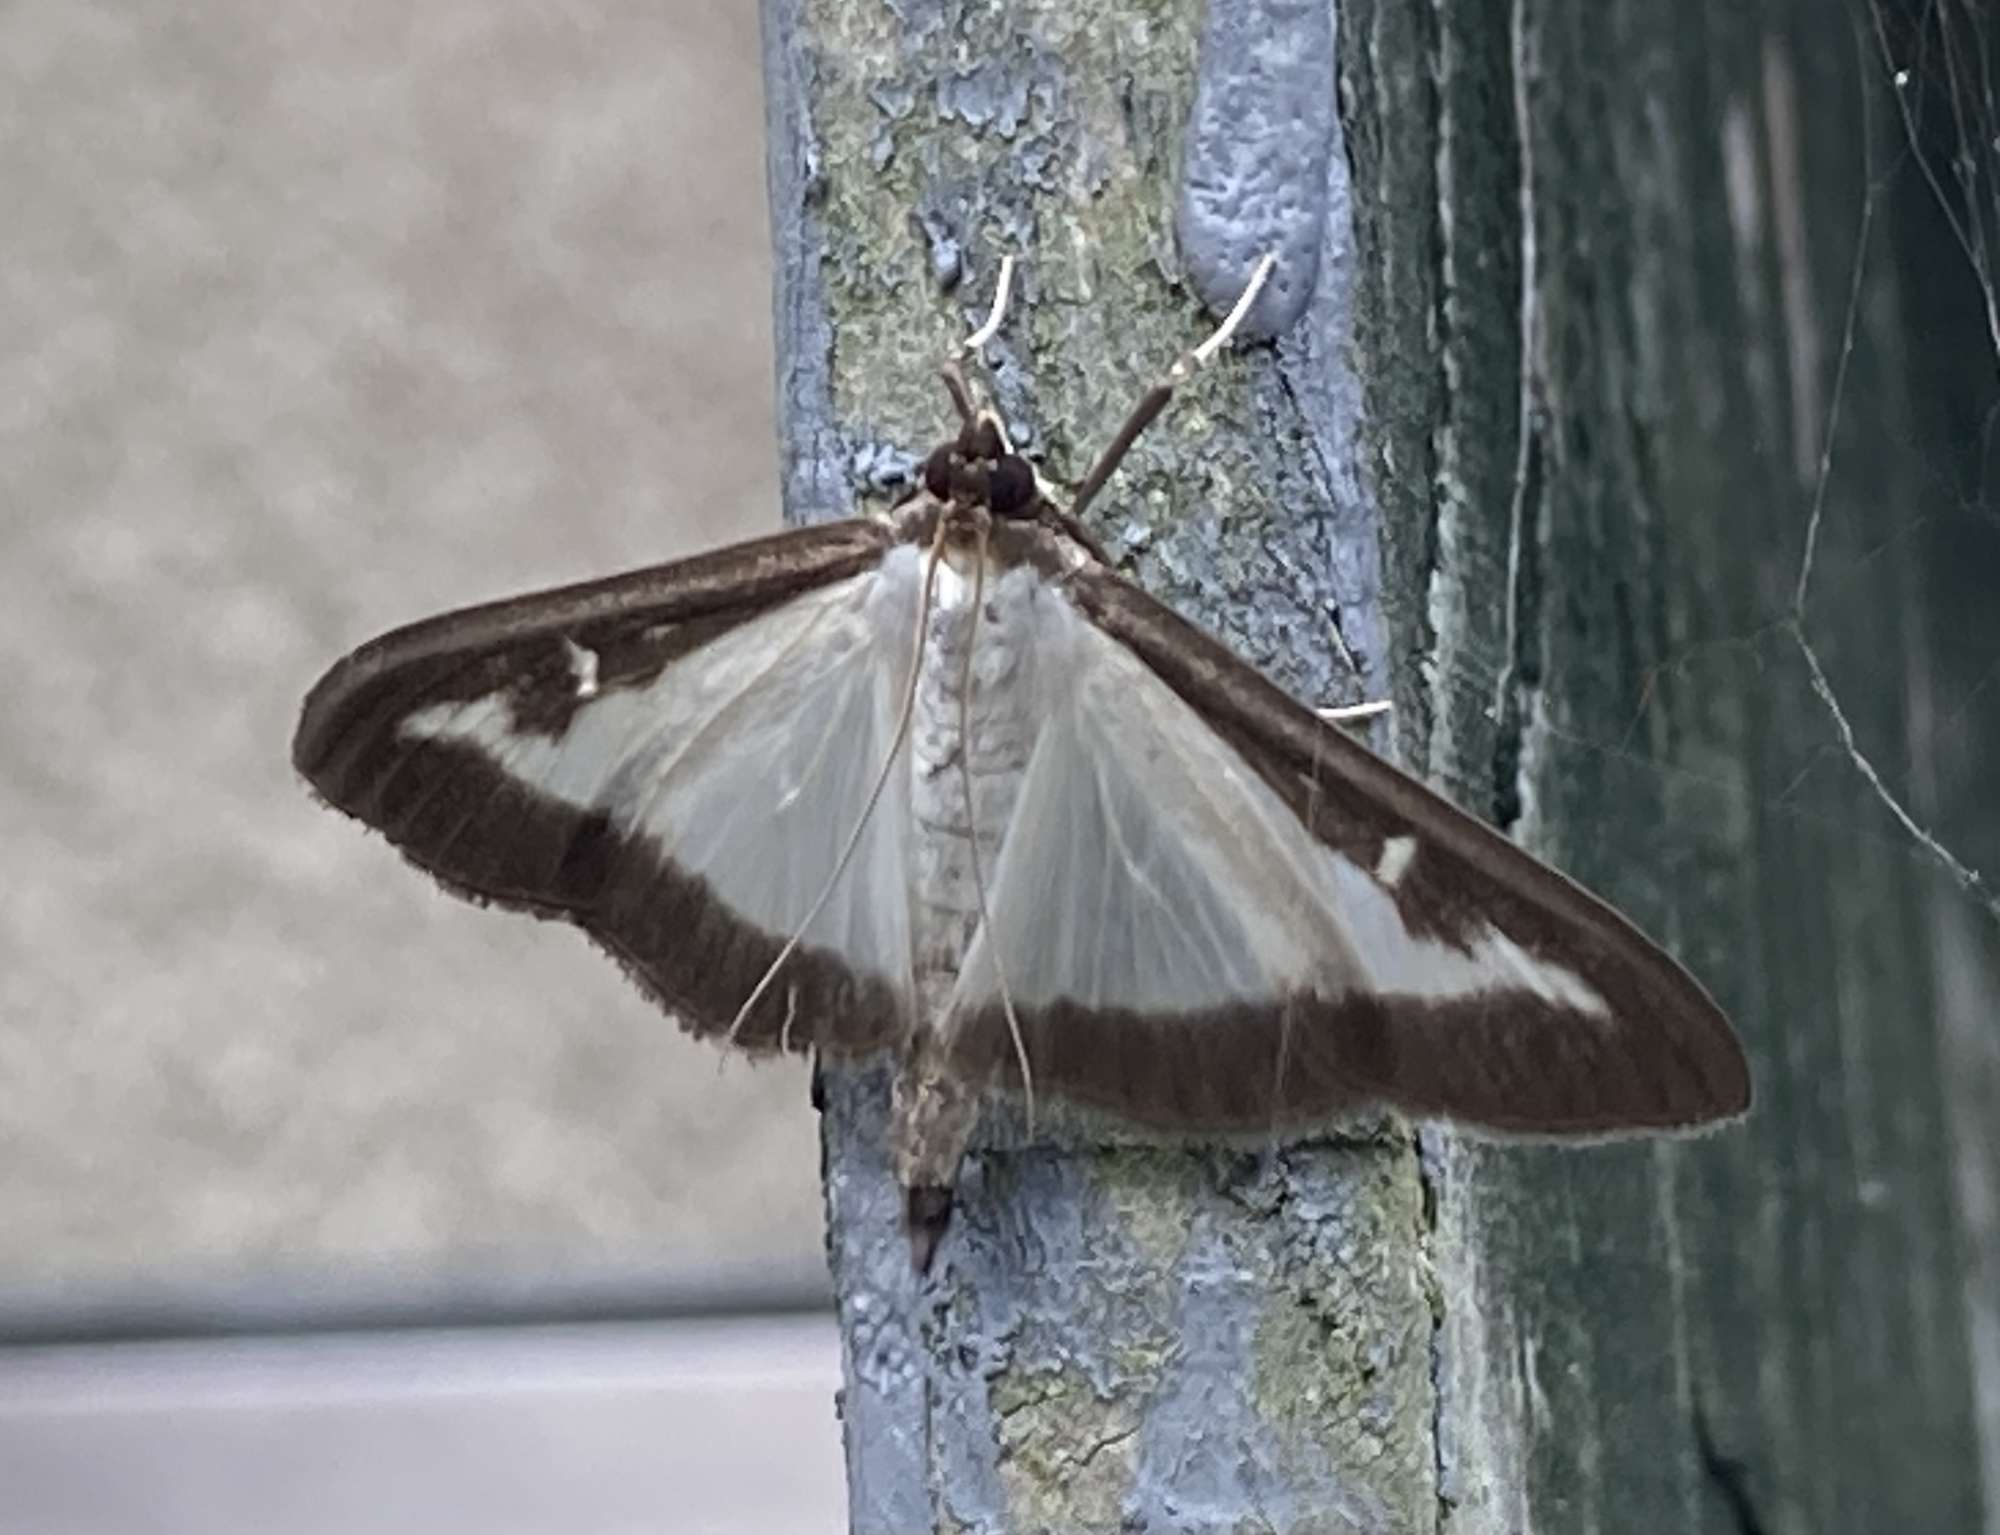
1342,0,2000,1526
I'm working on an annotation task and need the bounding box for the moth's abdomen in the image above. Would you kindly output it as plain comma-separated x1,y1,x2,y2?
906,558,1041,1024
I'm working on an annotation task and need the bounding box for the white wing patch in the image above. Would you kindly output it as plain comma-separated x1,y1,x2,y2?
564,638,600,699
949,595,1611,1025
399,561,922,986
1374,834,1418,888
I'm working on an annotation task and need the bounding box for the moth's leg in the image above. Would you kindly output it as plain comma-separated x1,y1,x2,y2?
1068,252,1279,520
1318,700,1394,725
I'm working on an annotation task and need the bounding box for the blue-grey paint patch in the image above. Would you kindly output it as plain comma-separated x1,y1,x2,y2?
938,60,1035,137
1117,519,1154,555
921,1159,1036,1529
1133,1215,1298,1524
914,192,967,289
1269,10,1389,710
761,0,850,527
919,1142,1414,1530
924,1148,1162,1530
1176,0,1338,338
869,76,917,171
869,76,918,121
1158,128,1386,725
850,440,921,495
1132,1157,1386,1530
819,1065,931,1535
881,0,949,44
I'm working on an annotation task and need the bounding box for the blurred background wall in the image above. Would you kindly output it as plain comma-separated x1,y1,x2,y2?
1,2,830,1313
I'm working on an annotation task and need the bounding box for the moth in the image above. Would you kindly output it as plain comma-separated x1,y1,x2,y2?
294,260,1750,1268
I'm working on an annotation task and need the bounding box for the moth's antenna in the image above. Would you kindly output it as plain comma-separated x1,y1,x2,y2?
1069,253,1278,521
727,520,951,1046
941,257,1019,447
1183,253,1278,370
940,363,978,430
961,254,1015,355
954,521,1035,1134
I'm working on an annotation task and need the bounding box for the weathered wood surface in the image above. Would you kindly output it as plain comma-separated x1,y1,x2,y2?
765,0,2000,1529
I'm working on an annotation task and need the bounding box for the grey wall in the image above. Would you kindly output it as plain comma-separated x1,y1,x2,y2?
0,2,825,1311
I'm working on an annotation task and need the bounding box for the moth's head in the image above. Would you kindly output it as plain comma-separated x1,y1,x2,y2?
920,408,1041,521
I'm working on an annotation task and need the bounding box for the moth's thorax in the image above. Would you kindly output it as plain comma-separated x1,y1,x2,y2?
907,554,1044,1023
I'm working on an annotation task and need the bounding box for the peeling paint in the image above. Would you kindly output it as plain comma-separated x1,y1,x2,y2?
762,0,848,526
816,1066,933,1535
991,1362,1143,1526
1177,0,1337,337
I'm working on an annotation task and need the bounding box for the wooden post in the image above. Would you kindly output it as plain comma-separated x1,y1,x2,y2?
765,0,2000,1528
1347,0,1999,1527
765,0,1434,1528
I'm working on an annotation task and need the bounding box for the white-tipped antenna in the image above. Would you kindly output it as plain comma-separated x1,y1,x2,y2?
1176,251,1278,378
1070,253,1279,520
961,255,1016,355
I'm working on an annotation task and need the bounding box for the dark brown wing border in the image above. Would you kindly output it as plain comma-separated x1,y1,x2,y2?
293,518,907,1057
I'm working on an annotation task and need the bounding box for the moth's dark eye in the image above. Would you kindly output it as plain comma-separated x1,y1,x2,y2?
965,418,1003,462
923,444,956,500
989,454,1037,517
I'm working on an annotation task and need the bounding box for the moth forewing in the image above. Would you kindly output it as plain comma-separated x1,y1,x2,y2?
293,518,918,1058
